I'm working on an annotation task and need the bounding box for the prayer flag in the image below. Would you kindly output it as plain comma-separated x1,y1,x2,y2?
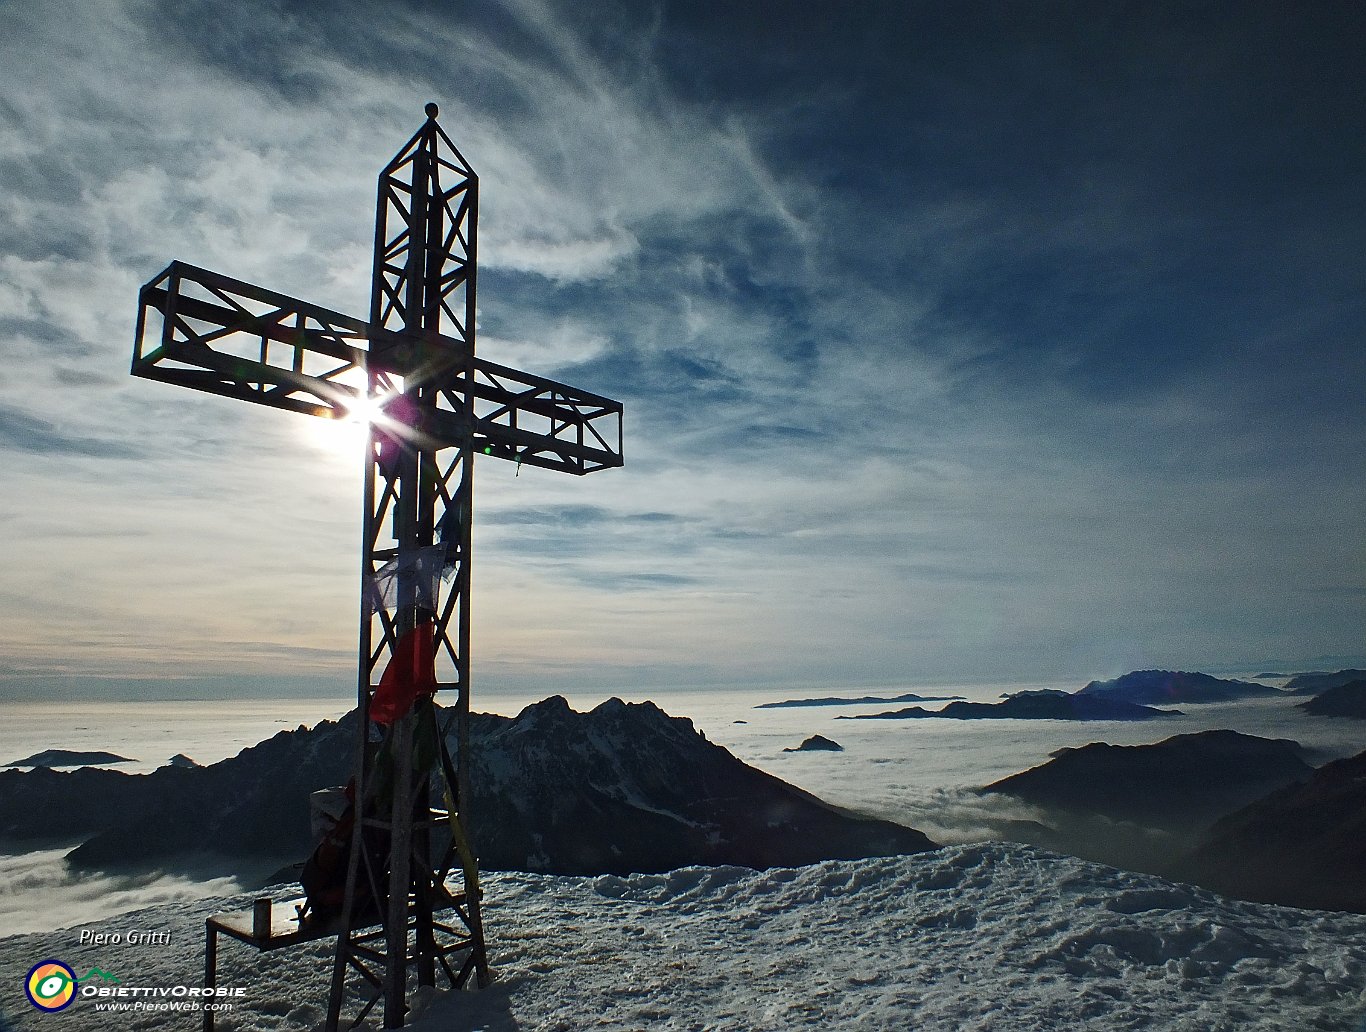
371,622,438,724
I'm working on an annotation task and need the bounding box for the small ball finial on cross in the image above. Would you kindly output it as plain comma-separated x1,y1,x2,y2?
425,102,439,119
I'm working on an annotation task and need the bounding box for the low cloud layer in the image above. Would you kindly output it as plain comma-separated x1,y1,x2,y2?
0,846,242,936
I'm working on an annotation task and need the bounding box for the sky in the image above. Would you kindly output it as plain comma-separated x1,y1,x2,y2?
0,0,1362,702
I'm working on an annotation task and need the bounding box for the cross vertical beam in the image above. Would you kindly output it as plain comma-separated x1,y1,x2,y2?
131,105,623,1029
355,104,485,1029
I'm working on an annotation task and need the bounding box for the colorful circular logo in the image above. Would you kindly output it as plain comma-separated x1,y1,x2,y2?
25,960,77,1012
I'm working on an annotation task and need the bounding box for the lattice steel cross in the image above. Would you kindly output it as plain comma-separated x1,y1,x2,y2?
131,105,623,1029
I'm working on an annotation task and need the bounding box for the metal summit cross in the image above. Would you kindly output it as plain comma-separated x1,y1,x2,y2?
131,105,624,1028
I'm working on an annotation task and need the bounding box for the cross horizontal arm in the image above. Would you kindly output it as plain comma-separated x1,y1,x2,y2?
133,261,370,419
134,261,624,474
455,357,623,475
384,361,623,474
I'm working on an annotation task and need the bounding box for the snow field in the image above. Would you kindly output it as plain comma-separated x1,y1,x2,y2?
3,843,1364,1031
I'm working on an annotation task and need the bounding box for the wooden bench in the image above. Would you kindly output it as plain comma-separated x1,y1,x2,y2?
203,899,344,1032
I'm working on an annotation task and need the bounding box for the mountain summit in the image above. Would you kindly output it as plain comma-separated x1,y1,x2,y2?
459,696,934,873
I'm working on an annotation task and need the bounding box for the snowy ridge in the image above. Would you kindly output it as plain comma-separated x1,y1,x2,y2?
3,843,1364,1031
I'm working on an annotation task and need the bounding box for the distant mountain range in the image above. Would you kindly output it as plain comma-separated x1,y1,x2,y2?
839,690,1179,722
1077,670,1279,705
756,693,964,709
791,668,1359,723
2,698,935,879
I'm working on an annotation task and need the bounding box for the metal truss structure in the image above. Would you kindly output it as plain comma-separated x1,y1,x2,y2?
132,104,623,1029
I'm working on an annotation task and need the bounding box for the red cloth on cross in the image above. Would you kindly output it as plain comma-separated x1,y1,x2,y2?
370,622,438,725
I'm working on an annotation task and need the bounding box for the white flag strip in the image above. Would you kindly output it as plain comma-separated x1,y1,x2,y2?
370,545,455,611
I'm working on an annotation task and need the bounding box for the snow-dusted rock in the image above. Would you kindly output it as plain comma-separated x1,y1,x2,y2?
459,696,933,873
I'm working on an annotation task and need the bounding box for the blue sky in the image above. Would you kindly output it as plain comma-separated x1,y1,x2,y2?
0,0,1362,700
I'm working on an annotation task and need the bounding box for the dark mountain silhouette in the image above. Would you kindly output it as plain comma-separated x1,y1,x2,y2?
783,735,844,752
1296,680,1366,719
977,731,1318,877
982,730,1313,833
0,766,156,842
1077,670,1278,705
9,699,934,878
756,693,963,709
61,716,356,872
1173,749,1366,913
3,749,134,768
839,691,1179,722
1284,669,1366,696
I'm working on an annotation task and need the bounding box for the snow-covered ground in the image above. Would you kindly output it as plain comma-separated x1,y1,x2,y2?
4,843,1364,1031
